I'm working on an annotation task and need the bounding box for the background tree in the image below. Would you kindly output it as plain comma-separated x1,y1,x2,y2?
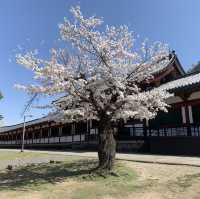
16,6,170,172
188,61,200,74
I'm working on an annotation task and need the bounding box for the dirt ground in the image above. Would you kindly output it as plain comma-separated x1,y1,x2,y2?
126,161,200,199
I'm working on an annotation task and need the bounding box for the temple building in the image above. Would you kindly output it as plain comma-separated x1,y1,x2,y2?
1,51,200,155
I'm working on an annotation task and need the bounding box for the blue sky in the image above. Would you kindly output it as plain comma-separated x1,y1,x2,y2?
0,0,200,125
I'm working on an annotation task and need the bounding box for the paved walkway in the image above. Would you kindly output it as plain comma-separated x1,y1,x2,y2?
1,149,200,167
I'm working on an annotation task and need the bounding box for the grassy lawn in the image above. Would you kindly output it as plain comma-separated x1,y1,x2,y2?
0,151,200,199
0,151,137,199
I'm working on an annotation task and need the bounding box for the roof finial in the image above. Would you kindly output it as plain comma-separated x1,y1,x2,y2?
169,49,176,60
172,50,176,54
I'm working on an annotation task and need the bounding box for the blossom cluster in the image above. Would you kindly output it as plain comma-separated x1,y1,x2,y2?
16,6,170,123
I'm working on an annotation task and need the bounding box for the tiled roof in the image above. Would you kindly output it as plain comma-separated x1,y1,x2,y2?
151,53,185,76
0,116,51,133
158,72,200,92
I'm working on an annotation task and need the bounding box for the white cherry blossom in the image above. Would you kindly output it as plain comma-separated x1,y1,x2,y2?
16,5,170,123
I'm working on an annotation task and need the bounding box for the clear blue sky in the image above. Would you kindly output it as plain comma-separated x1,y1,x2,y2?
0,0,200,125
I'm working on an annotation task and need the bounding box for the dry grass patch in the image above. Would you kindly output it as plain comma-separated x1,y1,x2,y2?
0,157,137,199
0,151,50,161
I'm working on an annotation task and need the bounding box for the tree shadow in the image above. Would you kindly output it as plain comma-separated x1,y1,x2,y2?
0,159,97,191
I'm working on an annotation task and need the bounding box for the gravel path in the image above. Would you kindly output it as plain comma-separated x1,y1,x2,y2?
1,149,200,167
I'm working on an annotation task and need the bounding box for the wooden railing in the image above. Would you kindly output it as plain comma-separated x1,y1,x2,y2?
1,123,200,145
0,133,86,145
117,123,200,140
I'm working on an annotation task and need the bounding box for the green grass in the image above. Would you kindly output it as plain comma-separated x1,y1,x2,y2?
0,153,137,199
70,164,137,199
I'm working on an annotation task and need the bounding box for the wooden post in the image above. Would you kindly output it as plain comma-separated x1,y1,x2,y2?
80,129,82,144
59,126,62,143
48,124,51,144
184,106,191,136
164,127,167,136
86,119,88,142
179,93,192,136
157,128,160,136
143,119,147,137
188,105,193,124
40,127,42,144
149,127,151,136
188,105,194,136
72,123,74,143
181,106,187,124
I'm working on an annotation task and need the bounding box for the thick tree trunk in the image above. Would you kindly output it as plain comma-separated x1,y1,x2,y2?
98,123,116,171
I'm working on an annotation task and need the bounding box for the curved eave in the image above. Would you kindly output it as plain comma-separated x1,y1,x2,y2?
157,71,200,94
167,82,200,94
153,53,185,76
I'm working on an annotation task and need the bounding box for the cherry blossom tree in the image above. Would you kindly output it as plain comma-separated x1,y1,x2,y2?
16,6,171,171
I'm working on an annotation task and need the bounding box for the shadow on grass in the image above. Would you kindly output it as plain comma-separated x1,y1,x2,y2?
0,159,97,191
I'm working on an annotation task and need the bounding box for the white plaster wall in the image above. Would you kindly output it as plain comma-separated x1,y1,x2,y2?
188,91,200,100
166,96,183,104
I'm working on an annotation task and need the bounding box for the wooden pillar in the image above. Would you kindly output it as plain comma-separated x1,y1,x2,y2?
48,124,51,144
59,126,62,136
90,120,92,130
86,120,88,141
40,126,42,144
71,123,75,143
143,119,147,137
10,132,13,143
32,130,34,144
87,119,89,133
59,126,62,143
179,93,192,136
88,119,92,136
7,132,10,144
86,119,91,141
14,131,17,144
6,133,8,144
188,105,193,124
181,106,187,124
